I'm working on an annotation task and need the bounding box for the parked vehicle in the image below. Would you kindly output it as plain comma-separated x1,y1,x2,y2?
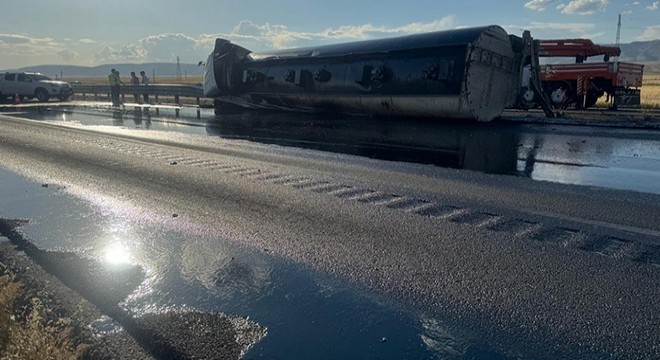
0,72,74,102
520,39,644,109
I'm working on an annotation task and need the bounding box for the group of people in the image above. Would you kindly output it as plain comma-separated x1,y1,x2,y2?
108,69,150,106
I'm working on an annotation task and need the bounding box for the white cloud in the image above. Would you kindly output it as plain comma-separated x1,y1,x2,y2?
524,0,608,14
94,44,147,64
317,17,458,42
524,0,559,11
507,21,596,35
505,21,607,41
638,25,660,40
58,49,77,62
139,33,201,61
561,0,609,15
198,16,458,54
2,17,464,67
0,34,62,55
647,1,659,10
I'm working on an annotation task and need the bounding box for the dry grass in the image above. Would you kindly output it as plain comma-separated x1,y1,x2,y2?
0,275,86,360
642,74,660,108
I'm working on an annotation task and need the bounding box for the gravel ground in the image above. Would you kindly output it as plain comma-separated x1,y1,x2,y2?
0,219,265,360
0,238,154,359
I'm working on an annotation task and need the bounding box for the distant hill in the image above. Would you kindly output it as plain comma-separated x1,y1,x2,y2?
617,40,660,74
0,63,205,79
619,40,660,62
2,39,658,77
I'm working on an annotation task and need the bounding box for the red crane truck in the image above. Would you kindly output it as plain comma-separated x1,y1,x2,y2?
520,39,644,110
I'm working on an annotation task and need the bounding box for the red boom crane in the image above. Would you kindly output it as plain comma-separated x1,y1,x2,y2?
530,38,643,109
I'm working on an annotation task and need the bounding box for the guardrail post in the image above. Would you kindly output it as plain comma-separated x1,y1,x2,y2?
71,83,204,107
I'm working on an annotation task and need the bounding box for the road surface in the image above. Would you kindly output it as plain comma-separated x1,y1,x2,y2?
0,111,658,359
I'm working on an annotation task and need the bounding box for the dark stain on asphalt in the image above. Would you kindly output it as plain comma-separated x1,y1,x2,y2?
0,218,260,359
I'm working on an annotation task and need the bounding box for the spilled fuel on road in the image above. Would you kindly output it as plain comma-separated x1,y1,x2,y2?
9,104,660,195
0,167,509,359
1,104,659,359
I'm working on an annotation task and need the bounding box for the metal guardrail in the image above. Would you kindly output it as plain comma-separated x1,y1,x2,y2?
72,84,205,104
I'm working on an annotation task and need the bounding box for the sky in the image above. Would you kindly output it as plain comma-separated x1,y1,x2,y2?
0,0,659,69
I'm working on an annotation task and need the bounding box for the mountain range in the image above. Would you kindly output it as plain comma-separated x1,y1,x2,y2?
2,40,659,77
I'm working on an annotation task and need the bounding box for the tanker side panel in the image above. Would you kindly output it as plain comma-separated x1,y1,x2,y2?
210,26,518,121
231,46,469,116
235,46,466,96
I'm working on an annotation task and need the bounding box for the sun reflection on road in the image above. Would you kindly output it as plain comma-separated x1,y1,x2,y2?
103,242,133,265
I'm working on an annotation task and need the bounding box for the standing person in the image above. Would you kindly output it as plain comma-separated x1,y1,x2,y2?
114,70,124,105
140,71,150,104
108,68,118,106
130,71,140,103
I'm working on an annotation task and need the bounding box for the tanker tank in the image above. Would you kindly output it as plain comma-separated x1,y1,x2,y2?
203,25,527,121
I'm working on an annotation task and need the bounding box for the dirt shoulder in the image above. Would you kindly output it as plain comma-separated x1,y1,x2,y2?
0,239,154,359
500,108,660,129
0,218,266,360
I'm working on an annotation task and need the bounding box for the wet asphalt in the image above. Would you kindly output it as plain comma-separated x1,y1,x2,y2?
8,103,660,195
0,106,658,359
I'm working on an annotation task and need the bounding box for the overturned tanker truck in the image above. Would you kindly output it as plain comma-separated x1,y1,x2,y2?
203,25,555,122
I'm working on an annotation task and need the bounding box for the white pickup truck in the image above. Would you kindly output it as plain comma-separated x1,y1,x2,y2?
0,72,73,102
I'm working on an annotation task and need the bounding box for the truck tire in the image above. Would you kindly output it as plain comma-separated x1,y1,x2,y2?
545,82,573,110
35,88,50,102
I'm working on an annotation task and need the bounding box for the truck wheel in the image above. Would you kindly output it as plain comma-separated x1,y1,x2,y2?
35,89,50,102
546,83,572,110
58,94,71,101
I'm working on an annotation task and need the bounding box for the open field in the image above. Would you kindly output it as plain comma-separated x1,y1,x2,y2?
642,73,660,107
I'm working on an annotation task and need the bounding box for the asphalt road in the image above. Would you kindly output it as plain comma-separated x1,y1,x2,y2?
0,113,658,359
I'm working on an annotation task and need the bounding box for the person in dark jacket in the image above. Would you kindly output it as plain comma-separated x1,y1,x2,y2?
130,71,140,103
140,71,150,103
108,69,120,106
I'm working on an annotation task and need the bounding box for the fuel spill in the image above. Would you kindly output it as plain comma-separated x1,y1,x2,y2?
0,167,508,359
0,105,658,359
9,104,660,195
